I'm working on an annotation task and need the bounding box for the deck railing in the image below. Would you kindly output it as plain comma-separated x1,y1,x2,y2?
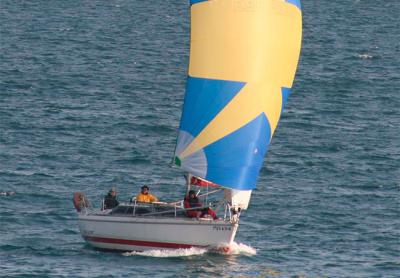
97,199,238,222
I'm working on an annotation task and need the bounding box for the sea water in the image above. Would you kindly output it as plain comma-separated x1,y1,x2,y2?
1,0,399,277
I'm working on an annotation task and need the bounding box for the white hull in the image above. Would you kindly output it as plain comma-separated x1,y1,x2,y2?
78,214,238,251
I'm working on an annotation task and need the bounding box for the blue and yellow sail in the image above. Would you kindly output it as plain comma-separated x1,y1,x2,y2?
174,0,302,190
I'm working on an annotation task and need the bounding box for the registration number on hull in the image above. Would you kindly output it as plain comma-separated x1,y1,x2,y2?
212,226,232,231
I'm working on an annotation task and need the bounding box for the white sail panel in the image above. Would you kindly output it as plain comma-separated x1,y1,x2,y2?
224,189,252,210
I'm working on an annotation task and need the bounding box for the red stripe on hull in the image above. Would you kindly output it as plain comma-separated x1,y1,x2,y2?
84,236,207,249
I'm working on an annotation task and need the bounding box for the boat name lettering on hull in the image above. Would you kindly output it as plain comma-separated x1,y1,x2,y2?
212,226,231,231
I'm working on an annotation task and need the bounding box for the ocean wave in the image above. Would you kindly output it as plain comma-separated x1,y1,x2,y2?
0,170,54,177
357,53,374,59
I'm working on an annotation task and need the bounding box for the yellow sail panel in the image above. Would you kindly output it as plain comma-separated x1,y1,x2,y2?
190,0,302,86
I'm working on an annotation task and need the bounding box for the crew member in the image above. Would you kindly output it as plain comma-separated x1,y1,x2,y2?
135,185,158,203
103,187,119,210
184,190,217,220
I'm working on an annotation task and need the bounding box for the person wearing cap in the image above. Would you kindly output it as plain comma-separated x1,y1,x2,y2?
184,190,217,220
135,185,158,203
103,187,119,210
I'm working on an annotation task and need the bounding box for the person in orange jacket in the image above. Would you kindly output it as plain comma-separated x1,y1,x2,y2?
134,185,158,203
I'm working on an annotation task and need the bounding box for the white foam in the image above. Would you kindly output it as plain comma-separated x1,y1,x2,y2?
122,242,256,257
214,241,257,256
123,247,208,257
357,54,373,59
0,191,15,196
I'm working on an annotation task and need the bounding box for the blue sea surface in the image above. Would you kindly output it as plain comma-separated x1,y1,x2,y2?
1,0,399,277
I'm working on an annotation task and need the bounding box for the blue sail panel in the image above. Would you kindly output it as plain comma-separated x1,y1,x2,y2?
190,0,208,5
203,113,271,190
281,87,292,113
179,76,245,138
286,0,302,10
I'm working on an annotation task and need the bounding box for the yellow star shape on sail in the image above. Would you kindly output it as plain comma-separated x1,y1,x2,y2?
180,0,302,159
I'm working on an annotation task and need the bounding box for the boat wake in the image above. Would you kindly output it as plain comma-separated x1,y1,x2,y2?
122,242,256,258
214,241,257,255
123,247,208,257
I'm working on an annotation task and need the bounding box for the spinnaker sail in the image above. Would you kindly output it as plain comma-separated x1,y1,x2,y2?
174,0,302,192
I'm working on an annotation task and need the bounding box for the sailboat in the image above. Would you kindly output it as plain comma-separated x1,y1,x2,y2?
74,0,302,252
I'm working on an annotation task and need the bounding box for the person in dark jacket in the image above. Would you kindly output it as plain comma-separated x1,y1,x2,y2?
184,190,217,220
103,187,119,210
